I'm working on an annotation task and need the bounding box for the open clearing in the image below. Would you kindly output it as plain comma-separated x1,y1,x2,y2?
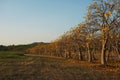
0,52,120,80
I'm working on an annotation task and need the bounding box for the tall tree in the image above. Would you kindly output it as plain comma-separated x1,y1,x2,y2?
87,0,120,65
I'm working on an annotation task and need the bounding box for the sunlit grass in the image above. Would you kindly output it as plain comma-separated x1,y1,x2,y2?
0,53,120,80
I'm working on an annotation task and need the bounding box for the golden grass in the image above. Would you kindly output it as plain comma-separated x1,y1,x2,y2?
0,53,120,80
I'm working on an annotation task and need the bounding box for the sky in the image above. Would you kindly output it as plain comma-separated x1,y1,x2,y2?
0,0,92,45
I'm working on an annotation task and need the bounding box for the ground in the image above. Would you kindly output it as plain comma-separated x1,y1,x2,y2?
0,52,120,80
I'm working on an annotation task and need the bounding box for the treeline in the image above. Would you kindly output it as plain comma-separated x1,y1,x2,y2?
27,0,120,65
0,42,46,52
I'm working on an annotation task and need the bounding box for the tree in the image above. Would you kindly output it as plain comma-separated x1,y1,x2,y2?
87,0,120,65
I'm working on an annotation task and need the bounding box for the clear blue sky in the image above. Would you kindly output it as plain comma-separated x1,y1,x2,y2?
0,0,92,45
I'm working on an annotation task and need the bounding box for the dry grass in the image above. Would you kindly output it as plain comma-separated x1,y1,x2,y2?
0,53,120,80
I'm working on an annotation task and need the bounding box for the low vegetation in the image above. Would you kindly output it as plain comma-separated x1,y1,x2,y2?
0,52,120,80
0,42,47,52
0,51,24,58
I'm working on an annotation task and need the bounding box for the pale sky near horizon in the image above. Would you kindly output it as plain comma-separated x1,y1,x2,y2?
0,0,92,45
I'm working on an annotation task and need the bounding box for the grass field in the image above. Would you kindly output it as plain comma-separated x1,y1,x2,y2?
0,52,120,80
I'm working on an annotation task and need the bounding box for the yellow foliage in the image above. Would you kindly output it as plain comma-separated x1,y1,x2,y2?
87,12,90,16
117,34,119,38
104,11,112,18
110,36,113,38
108,11,112,15
101,27,109,31
101,32,104,36
86,42,89,47
94,1,97,5
87,37,93,40
105,14,110,18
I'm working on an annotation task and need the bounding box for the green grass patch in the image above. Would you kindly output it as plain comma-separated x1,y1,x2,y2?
0,51,24,58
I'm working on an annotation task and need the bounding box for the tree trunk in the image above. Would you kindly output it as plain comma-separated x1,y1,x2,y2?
87,44,92,62
106,50,110,62
64,50,67,58
115,47,120,60
101,39,108,65
50,52,52,56
65,53,67,58
68,52,71,58
92,48,96,60
78,48,83,60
